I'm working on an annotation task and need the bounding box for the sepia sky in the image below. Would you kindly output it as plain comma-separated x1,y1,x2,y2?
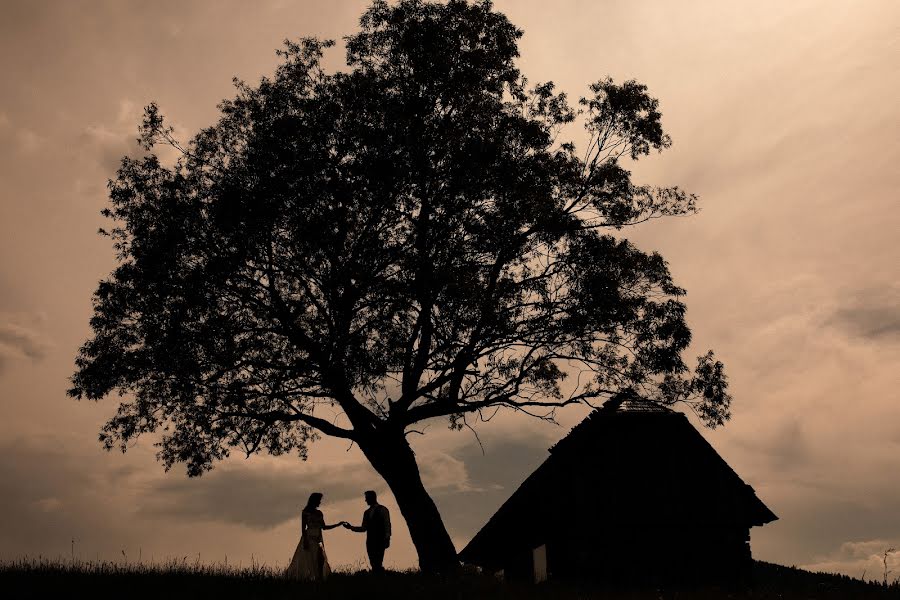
0,0,898,579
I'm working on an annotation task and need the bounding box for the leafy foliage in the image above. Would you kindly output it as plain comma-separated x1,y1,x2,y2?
71,0,730,479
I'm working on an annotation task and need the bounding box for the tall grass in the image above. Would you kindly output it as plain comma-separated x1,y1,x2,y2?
2,554,283,578
3,557,900,599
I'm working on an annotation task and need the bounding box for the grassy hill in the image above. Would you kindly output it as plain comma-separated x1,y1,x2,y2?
2,558,898,599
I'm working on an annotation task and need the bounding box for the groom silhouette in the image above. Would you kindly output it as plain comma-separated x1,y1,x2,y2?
344,490,391,573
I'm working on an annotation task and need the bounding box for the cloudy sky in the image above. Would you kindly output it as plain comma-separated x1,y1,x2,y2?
0,0,897,579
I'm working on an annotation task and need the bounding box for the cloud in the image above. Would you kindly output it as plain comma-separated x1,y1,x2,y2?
420,452,489,494
432,437,550,540
732,417,809,473
750,476,900,572
15,128,43,154
77,98,184,179
0,437,133,557
0,434,349,564
77,98,185,176
827,285,900,342
140,459,382,530
802,539,900,582
0,314,53,374
139,446,492,531
34,497,63,512
79,122,140,175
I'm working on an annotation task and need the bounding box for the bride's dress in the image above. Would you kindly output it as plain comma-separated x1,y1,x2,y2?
285,508,332,581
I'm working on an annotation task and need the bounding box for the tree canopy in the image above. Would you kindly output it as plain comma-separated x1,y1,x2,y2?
71,0,730,572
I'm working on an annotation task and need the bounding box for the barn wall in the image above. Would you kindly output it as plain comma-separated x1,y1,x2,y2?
498,546,536,582
546,525,752,585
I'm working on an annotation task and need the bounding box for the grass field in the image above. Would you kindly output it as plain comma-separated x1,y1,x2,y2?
2,558,898,599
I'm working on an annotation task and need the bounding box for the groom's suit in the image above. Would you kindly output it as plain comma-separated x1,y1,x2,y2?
361,503,391,572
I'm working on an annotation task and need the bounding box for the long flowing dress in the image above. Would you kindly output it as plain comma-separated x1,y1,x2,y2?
285,508,332,581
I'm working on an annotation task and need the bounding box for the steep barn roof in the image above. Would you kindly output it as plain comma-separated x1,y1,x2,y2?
458,405,777,568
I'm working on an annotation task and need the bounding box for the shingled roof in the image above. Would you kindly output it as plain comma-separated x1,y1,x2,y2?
458,405,777,569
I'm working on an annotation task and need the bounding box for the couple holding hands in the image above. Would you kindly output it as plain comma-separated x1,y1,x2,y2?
285,490,391,580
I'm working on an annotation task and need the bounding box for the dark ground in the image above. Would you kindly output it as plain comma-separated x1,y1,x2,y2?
1,559,898,599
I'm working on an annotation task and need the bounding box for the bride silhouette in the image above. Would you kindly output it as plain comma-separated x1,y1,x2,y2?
285,492,346,581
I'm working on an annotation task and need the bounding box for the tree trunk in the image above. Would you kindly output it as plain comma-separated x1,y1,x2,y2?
358,430,458,573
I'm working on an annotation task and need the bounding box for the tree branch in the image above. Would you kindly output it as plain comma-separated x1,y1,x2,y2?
218,408,355,440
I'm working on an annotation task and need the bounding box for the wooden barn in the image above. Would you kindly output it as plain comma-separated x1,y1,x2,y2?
458,401,777,585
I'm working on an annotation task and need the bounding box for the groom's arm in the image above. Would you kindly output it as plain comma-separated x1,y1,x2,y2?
382,507,391,547
345,512,368,533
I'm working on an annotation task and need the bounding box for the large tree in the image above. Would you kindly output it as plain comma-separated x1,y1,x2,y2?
71,0,730,573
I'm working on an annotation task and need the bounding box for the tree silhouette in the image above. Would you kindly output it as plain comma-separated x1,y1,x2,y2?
70,0,730,573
